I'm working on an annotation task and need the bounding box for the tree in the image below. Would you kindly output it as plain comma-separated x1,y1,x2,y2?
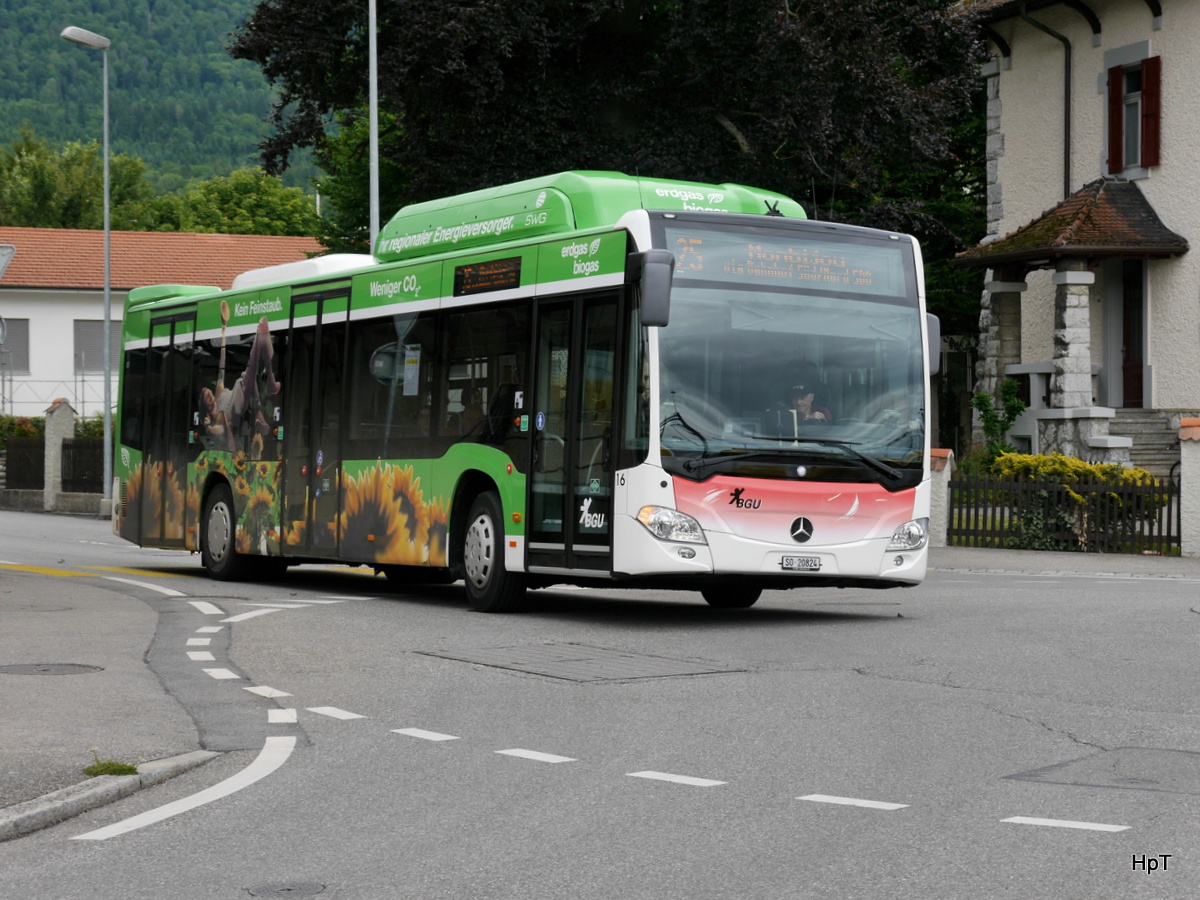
155,168,320,236
0,128,155,229
230,0,986,264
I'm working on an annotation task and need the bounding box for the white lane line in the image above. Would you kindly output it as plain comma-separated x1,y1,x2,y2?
103,576,186,597
496,749,577,763
1002,816,1130,832
203,668,241,680
799,794,908,811
240,603,311,609
245,685,292,698
187,651,216,662
627,771,726,787
283,599,346,605
317,595,362,600
189,601,225,615
268,709,298,724
196,625,224,634
187,638,212,647
73,736,296,841
306,706,365,720
221,608,282,623
392,728,460,742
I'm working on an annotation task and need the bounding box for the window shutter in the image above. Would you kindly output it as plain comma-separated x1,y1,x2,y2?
1141,55,1161,167
1107,65,1124,174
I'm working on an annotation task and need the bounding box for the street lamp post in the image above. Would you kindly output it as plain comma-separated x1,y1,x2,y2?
61,25,114,505
368,0,380,251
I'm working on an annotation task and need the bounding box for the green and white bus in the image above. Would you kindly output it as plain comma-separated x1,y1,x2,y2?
114,171,938,611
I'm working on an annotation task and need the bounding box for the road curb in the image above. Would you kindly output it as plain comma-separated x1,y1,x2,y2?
0,749,220,842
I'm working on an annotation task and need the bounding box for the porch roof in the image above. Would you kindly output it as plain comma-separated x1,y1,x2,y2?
953,177,1188,270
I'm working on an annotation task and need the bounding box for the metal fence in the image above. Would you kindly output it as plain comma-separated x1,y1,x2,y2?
948,475,1180,554
62,437,105,493
4,436,44,490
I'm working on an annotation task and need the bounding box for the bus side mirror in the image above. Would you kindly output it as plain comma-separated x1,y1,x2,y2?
628,250,674,327
926,313,941,376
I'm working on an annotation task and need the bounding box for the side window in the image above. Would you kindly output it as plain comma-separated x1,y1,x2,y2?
344,312,440,460
441,303,530,462
1107,56,1161,173
120,346,147,450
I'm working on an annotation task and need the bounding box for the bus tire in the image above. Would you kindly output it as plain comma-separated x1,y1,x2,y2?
701,585,762,608
462,491,525,612
201,483,250,581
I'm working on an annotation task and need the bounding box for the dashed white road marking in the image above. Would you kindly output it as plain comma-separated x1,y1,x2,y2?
245,685,292,698
240,602,311,609
285,599,346,605
196,626,224,634
627,771,726,787
496,749,577,763
1002,816,1129,832
268,709,298,724
188,601,225,615
103,575,187,597
73,736,297,841
221,608,282,623
202,668,241,680
393,728,460,742
306,706,365,720
799,794,908,811
187,651,216,662
187,638,212,647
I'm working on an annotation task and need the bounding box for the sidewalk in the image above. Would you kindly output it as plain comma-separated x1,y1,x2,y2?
0,570,214,840
929,545,1200,578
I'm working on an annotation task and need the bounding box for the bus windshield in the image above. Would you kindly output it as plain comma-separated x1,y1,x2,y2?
654,217,925,489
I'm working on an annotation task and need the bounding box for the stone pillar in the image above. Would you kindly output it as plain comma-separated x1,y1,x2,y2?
42,397,75,512
1050,261,1095,409
928,448,956,548
974,279,1026,445
1178,418,1200,557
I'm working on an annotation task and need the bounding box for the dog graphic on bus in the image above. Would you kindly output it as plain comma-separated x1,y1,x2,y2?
199,305,281,457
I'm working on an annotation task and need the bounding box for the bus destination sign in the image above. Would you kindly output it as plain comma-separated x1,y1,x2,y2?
454,257,522,296
669,232,906,298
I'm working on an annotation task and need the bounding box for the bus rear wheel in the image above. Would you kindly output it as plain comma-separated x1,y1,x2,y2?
201,483,251,581
701,585,762,608
462,491,526,613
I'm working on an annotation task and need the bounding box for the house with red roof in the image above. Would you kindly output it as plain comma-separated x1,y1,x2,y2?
0,227,322,417
955,0,1194,473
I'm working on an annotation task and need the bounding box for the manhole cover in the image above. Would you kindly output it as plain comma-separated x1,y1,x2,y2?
1006,747,1200,795
419,642,745,682
0,664,103,676
247,884,325,898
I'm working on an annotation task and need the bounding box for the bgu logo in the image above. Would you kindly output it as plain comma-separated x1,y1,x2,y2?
579,497,606,529
728,487,761,509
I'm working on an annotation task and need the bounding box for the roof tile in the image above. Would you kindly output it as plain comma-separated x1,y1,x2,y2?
0,227,324,291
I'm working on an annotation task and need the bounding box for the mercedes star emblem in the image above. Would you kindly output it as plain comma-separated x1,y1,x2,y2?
789,517,814,544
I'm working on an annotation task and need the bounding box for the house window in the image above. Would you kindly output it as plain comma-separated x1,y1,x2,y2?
73,320,122,375
1108,56,1161,173
0,318,31,374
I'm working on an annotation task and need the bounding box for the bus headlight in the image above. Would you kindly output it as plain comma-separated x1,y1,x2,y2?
636,506,707,543
886,518,928,552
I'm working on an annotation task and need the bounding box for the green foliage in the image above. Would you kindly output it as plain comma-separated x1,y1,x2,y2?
971,378,1027,462
231,0,986,262
75,414,105,439
0,0,316,191
84,759,138,777
0,415,45,451
154,168,320,236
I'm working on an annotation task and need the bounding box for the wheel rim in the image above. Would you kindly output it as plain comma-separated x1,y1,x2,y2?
463,511,495,590
207,501,233,565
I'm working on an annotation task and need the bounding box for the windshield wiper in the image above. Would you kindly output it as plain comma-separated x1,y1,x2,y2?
747,436,904,481
660,410,709,453
681,451,771,473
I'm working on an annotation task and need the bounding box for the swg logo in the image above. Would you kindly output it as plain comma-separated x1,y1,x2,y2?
789,517,814,543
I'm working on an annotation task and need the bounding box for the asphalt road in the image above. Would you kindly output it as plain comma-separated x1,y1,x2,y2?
1,509,1199,899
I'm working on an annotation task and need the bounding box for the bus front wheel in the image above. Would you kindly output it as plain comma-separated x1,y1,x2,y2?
701,585,762,609
462,491,526,613
201,483,250,581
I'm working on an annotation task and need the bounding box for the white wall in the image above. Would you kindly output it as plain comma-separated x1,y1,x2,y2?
0,287,125,418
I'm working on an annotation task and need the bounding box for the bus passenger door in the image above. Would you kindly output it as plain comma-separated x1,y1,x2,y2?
528,294,619,572
281,294,346,558
141,312,196,548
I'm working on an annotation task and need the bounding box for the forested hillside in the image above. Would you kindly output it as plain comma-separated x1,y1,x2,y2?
0,0,314,192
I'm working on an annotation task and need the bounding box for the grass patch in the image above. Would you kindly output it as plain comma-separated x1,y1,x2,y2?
84,759,139,777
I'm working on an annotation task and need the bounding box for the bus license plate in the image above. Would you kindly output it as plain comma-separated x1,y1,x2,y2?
781,555,821,572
